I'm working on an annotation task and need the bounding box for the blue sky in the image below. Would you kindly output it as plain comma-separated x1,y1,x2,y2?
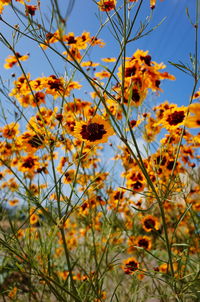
0,0,198,110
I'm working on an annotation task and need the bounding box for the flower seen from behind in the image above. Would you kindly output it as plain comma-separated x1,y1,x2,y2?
4,52,29,69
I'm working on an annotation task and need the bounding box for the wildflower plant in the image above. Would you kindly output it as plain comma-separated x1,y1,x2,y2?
0,0,199,301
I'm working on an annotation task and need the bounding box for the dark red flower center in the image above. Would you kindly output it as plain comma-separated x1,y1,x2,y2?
22,157,35,169
132,181,143,190
140,55,152,66
67,36,77,44
125,66,136,77
131,89,140,103
126,260,138,271
48,76,63,91
138,238,149,249
101,1,115,10
26,5,37,16
80,123,106,142
166,110,185,126
28,134,44,148
156,155,167,166
64,172,72,181
15,52,22,58
144,218,155,229
167,160,176,170
4,128,16,137
130,120,137,127
34,92,45,103
114,191,124,200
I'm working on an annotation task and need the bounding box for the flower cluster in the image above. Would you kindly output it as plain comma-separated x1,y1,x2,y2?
0,2,200,301
116,49,175,106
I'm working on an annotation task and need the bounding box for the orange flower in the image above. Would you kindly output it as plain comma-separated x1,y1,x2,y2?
123,169,146,193
95,70,111,79
77,32,91,49
143,116,162,142
159,106,187,130
17,229,24,239
64,32,77,45
63,31,91,50
129,0,162,9
4,52,29,69
58,270,69,280
1,122,19,139
63,46,82,62
0,0,11,14
150,0,156,9
122,257,139,275
101,57,116,63
94,291,107,302
159,263,168,273
17,131,45,153
63,169,75,184
18,155,39,173
25,4,37,16
8,287,17,299
186,116,200,128
193,89,200,99
104,98,123,120
185,103,200,128
30,213,39,225
117,49,175,107
108,188,125,211
73,115,114,144
135,235,152,250
141,215,160,232
97,0,116,11
89,36,105,47
8,199,19,206
40,30,62,49
81,61,100,67
17,92,46,107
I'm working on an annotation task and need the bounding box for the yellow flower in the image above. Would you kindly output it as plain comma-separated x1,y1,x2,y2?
73,115,114,144
17,130,45,153
160,106,187,130
101,57,116,63
0,0,11,14
8,199,19,206
8,287,17,299
97,0,116,11
63,169,75,184
95,70,111,79
185,103,200,128
18,155,39,173
4,52,29,69
141,215,160,232
193,89,200,99
185,116,200,128
1,122,19,139
122,257,139,275
30,213,39,225
25,4,38,16
135,235,152,250
81,61,100,67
